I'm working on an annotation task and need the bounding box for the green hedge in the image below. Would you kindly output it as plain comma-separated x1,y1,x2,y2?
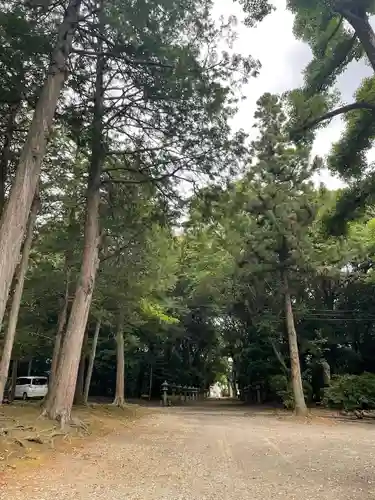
324,373,375,411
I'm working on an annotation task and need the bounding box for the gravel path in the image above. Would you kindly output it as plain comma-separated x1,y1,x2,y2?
3,401,375,499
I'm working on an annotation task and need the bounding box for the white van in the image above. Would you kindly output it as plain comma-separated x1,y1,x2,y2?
14,376,48,400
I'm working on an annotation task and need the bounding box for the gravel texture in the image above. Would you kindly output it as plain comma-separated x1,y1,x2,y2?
2,401,375,499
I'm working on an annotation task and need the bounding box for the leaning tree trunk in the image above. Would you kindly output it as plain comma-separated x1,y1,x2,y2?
49,207,76,386
9,359,18,403
282,271,308,417
44,199,100,423
0,0,82,334
83,318,101,405
73,354,85,405
43,29,105,425
0,102,20,216
340,8,375,72
0,195,39,404
113,313,125,407
74,327,88,405
49,267,71,387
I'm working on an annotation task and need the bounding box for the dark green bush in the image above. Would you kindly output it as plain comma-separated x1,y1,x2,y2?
324,373,375,411
269,374,312,409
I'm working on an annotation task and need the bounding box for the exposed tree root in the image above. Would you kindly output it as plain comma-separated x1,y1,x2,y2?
26,435,44,444
38,407,90,434
14,438,25,448
70,417,89,434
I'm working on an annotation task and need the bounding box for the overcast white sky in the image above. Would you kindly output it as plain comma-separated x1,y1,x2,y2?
213,0,373,189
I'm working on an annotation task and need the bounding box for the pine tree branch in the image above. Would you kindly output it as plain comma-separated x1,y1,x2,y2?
100,237,138,262
295,101,375,134
101,165,183,185
72,49,173,68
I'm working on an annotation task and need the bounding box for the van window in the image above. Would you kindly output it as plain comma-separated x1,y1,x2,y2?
16,377,31,385
32,378,47,386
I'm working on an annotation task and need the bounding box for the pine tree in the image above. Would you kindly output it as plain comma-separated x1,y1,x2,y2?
241,93,318,415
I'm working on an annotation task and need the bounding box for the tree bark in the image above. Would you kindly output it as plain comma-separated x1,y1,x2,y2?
49,207,76,387
339,8,375,72
0,0,82,335
49,267,71,387
83,318,101,404
227,378,233,398
113,313,125,407
44,13,104,424
148,363,153,400
9,359,18,403
282,271,308,416
321,359,331,387
0,103,20,217
74,327,88,405
0,194,39,404
73,355,85,405
231,380,237,399
270,337,289,376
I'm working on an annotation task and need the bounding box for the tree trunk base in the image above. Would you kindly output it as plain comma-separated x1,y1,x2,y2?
40,407,90,432
294,406,308,417
73,396,85,406
40,407,72,429
112,396,125,407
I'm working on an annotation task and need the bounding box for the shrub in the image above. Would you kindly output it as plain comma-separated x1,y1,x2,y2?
323,373,375,411
269,374,312,409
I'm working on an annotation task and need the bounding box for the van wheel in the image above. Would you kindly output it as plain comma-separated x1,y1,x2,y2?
22,392,28,401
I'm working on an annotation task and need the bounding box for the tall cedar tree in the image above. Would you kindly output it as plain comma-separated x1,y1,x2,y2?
44,0,259,422
0,0,81,337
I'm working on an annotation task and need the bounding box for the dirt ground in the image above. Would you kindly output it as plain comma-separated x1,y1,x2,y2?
0,402,142,473
2,400,375,499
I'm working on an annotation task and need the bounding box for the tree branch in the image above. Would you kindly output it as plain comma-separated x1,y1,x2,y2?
327,15,343,47
101,165,184,185
295,101,375,133
72,49,173,68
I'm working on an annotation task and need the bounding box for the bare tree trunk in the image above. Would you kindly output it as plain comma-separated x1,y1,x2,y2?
9,359,18,403
49,268,71,386
74,355,85,405
228,379,233,398
269,337,289,375
113,313,125,407
321,359,331,387
27,359,32,376
49,207,76,387
148,363,153,400
231,379,237,399
44,19,104,425
0,103,20,216
83,319,101,404
283,272,307,416
0,195,39,404
340,8,375,72
74,328,88,405
0,0,82,334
